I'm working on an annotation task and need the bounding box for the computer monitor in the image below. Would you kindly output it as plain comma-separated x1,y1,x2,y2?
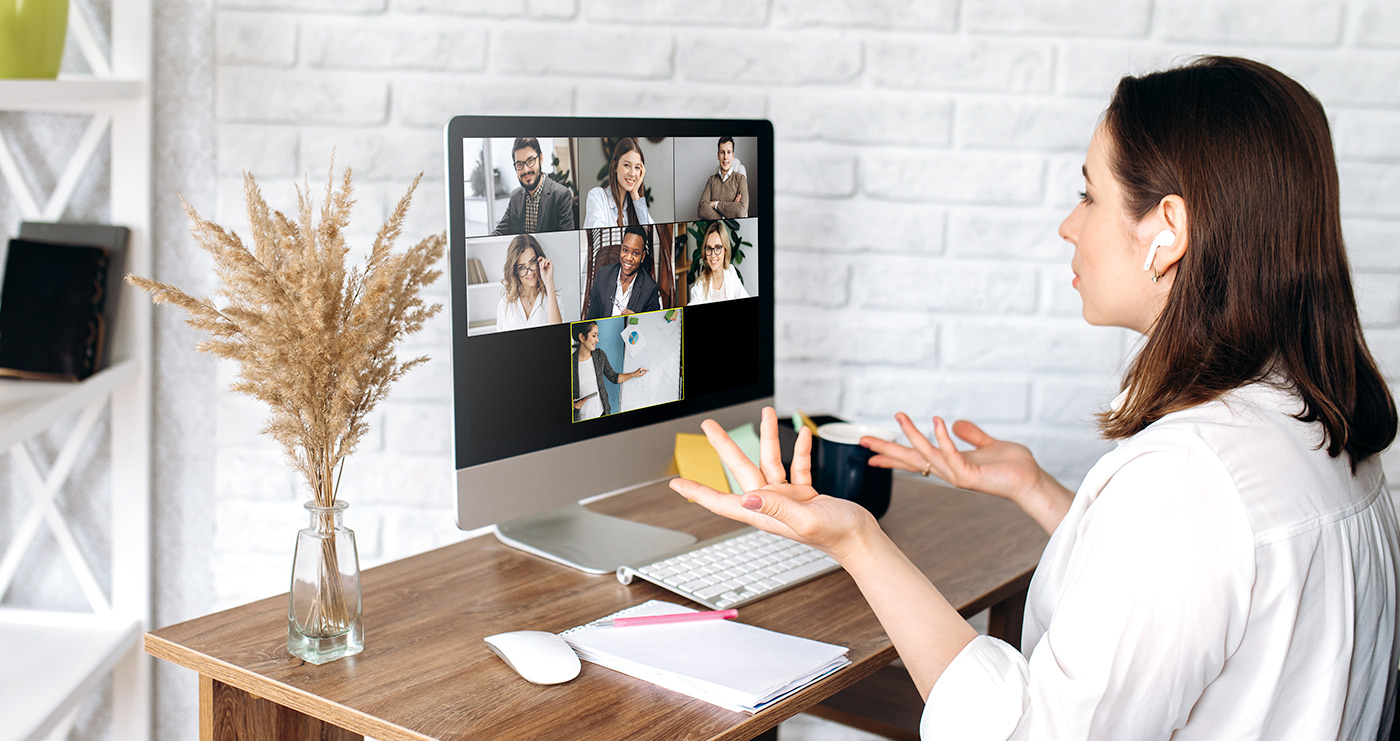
445,117,774,574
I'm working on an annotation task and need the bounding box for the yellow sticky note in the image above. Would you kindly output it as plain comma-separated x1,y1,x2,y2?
674,433,731,494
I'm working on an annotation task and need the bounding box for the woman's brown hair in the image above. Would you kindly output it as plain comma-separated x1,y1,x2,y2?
1099,56,1396,469
608,137,645,228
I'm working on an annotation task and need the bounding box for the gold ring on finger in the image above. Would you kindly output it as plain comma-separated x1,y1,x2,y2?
920,463,932,477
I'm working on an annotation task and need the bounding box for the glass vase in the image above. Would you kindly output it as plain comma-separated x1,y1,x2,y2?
287,500,364,664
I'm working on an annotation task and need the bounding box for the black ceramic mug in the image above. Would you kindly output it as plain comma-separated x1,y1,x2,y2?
814,423,897,519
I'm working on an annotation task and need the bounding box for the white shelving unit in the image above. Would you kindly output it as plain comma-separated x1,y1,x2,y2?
0,1,152,739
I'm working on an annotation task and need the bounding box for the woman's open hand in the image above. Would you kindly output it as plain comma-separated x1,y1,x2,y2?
670,407,877,562
862,413,1047,506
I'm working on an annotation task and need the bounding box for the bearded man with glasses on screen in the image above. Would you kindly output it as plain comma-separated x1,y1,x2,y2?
491,137,577,236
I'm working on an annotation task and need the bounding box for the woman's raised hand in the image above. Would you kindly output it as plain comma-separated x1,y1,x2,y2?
538,255,554,286
862,413,1048,506
632,164,646,199
670,407,877,561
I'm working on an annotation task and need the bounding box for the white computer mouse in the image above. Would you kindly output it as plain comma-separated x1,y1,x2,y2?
483,630,582,685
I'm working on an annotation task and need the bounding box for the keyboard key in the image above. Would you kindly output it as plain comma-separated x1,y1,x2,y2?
772,560,833,585
694,584,729,599
679,579,712,592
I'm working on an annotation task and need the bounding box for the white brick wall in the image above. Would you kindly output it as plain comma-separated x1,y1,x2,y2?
196,0,1400,682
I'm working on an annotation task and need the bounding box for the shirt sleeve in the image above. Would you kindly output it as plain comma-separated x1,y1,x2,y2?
729,266,749,299
556,185,576,231
496,297,509,331
699,177,720,220
584,188,608,229
491,191,518,236
922,444,1253,740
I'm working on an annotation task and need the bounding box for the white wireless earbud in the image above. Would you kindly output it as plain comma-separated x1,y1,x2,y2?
1143,229,1175,272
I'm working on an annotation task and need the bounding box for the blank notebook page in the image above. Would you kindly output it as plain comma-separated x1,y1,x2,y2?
561,599,850,713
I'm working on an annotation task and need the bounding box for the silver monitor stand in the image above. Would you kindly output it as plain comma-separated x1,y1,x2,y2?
459,399,769,574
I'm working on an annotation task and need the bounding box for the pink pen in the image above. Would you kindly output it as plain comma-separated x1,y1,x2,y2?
600,609,739,628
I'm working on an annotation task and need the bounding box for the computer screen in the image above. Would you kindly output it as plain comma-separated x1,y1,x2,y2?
446,117,774,573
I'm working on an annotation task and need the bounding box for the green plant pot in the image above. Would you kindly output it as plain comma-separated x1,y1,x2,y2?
0,0,69,79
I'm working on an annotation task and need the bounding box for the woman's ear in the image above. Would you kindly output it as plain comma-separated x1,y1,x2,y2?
1150,195,1190,272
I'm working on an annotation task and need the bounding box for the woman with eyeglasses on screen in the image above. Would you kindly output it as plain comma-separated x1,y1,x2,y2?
495,234,563,332
572,321,647,421
672,57,1400,739
688,221,749,305
585,137,653,229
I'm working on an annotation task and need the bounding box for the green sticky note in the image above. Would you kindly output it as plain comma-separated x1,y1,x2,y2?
720,422,761,495
665,309,677,322
628,316,639,325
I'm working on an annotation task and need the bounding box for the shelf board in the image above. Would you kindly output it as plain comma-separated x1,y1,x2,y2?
0,360,138,450
0,609,142,741
0,78,147,112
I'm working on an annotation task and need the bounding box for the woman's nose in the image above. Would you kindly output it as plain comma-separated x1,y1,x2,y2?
1058,202,1083,244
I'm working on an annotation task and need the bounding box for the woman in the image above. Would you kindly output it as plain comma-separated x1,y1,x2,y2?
495,234,563,332
672,57,1400,739
689,221,749,305
585,137,652,229
571,320,648,421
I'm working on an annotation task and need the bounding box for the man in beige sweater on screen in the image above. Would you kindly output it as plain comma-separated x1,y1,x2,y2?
698,137,748,219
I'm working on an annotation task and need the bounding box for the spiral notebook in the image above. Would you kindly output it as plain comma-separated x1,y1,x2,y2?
560,599,850,713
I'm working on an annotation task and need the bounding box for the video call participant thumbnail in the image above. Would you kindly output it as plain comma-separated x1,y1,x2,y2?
571,320,648,421
496,234,564,332
689,221,749,305
492,137,576,236
586,226,660,319
698,137,748,220
585,137,653,229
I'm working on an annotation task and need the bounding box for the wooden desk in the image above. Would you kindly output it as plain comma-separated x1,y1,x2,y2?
147,475,1047,741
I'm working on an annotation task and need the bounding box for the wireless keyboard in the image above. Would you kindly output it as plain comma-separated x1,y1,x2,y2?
616,527,842,610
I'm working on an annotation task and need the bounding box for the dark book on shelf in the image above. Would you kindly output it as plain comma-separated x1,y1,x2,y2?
0,238,111,382
19,221,130,357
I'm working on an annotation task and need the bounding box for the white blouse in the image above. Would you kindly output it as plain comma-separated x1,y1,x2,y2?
584,187,653,229
496,290,548,332
689,265,750,305
923,382,1400,740
576,358,603,420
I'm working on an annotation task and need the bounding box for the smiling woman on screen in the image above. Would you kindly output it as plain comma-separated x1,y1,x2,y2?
672,56,1400,740
689,221,749,305
585,137,653,229
496,234,563,332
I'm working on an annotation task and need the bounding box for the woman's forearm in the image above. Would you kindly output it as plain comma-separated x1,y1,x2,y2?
839,527,979,701
545,285,562,324
1018,471,1074,535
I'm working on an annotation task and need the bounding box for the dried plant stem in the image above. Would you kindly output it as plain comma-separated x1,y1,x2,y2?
127,161,445,508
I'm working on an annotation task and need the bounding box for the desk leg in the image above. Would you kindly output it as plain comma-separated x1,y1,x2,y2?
987,584,1028,651
200,676,362,741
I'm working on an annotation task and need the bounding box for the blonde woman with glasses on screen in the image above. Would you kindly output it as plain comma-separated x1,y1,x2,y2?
495,234,563,332
585,137,652,229
672,56,1400,739
689,221,749,305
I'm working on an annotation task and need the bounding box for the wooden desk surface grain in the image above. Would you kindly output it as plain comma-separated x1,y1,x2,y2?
146,475,1048,741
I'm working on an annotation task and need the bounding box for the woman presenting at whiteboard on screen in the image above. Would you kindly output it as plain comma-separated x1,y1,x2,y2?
672,57,1400,739
572,321,647,422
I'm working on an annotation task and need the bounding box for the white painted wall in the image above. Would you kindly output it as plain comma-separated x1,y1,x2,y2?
4,1,1395,739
